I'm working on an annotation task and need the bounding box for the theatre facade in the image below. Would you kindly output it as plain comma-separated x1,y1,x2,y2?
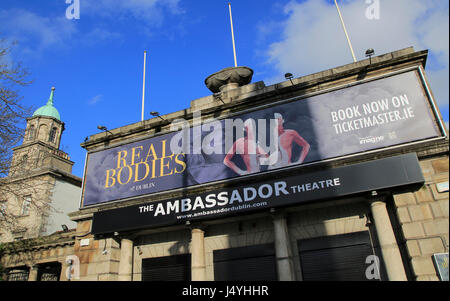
69,47,448,281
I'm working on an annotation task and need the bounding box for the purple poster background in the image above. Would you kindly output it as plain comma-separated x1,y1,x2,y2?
81,70,441,207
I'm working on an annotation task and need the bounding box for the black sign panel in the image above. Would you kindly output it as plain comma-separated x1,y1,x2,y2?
92,153,424,235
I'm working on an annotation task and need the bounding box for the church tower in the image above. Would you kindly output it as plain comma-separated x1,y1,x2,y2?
1,87,81,242
9,87,72,176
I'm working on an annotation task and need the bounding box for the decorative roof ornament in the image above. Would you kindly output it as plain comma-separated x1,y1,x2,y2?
205,67,253,93
32,87,61,120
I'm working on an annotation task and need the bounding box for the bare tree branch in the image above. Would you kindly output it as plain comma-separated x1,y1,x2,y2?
0,38,33,178
0,38,59,240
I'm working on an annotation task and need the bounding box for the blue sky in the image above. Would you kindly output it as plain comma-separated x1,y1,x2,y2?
1,0,448,178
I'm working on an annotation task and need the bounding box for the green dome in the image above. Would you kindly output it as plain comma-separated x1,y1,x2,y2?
32,87,61,120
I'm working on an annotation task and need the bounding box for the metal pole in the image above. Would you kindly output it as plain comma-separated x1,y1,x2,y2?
334,0,357,62
141,50,147,122
228,2,238,67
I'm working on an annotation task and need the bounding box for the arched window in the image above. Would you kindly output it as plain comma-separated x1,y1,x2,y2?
38,124,48,141
28,125,35,140
49,127,57,143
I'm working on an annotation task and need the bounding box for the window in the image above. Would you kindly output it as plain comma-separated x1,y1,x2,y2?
21,196,31,216
7,267,30,281
28,125,35,140
38,262,62,281
48,127,57,142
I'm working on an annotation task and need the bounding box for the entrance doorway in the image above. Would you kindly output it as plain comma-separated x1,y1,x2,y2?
213,243,278,281
142,254,191,281
298,231,383,281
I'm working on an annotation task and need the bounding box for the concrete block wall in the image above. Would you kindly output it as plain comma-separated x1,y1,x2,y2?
393,155,449,281
73,219,121,281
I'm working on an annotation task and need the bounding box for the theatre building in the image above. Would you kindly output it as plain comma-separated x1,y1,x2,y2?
68,47,448,281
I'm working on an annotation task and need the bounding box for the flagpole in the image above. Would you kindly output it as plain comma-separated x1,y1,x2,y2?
141,50,147,122
228,2,238,67
334,0,357,63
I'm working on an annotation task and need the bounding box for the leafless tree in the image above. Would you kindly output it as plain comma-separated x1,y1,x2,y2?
0,38,61,240
0,38,32,178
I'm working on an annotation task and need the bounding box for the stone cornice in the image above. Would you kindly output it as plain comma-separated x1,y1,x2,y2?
13,141,74,165
26,115,65,126
3,167,82,187
1,231,75,254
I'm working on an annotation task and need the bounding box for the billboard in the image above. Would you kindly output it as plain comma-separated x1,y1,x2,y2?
81,69,442,207
91,153,425,234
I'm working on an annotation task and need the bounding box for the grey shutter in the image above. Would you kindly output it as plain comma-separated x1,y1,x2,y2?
298,231,377,281
213,243,278,281
142,254,191,281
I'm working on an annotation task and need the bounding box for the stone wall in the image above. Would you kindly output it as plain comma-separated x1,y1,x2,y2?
71,219,121,281
0,175,55,242
393,155,449,280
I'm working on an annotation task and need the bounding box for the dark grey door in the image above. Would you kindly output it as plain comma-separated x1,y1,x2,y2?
142,254,191,281
214,243,278,281
298,231,379,281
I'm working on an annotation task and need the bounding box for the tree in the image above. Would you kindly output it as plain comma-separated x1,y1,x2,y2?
0,38,51,239
0,38,32,178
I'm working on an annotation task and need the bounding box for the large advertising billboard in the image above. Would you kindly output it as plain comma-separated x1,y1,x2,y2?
81,69,443,207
